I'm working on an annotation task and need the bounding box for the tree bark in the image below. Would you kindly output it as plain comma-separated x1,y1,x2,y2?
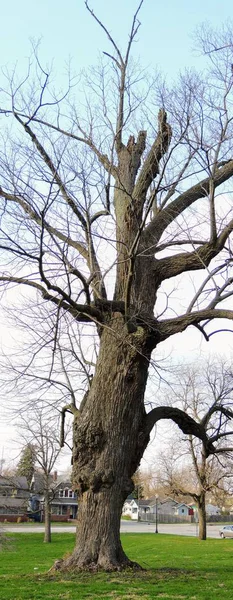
197,492,207,541
58,314,152,570
44,487,51,543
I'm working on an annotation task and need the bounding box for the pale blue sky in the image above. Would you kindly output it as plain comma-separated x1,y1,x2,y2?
1,0,232,81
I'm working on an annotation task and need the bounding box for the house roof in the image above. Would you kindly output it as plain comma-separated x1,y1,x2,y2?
51,497,77,506
31,473,53,493
0,497,28,509
148,497,186,507
31,494,77,506
133,499,151,508
0,475,29,490
124,497,160,507
137,497,162,507
124,498,159,508
56,481,73,490
31,473,73,493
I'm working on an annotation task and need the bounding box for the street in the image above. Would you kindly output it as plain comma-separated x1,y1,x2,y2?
1,520,222,538
121,520,219,538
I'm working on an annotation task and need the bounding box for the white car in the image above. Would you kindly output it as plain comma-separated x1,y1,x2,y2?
219,525,233,538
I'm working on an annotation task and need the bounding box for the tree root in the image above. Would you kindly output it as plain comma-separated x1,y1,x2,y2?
49,556,143,573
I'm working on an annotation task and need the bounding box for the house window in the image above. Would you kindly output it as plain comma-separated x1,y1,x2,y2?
51,506,59,515
58,488,74,499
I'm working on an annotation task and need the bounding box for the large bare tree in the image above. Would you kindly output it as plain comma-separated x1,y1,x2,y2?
0,2,233,569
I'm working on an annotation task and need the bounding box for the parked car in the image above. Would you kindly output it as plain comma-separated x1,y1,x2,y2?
219,525,233,538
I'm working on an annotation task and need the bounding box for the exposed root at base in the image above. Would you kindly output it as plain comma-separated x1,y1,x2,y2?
49,557,143,573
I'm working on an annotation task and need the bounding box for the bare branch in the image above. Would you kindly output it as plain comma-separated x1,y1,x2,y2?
85,1,124,68
60,403,79,448
155,222,233,284
202,406,233,429
133,109,172,201
142,159,233,250
14,114,87,229
0,110,117,175
0,276,103,323
0,188,89,259
144,406,214,456
155,308,233,343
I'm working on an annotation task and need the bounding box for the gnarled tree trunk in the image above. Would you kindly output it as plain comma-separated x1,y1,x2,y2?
59,315,153,570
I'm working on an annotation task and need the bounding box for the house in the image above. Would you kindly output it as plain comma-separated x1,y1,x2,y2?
0,475,30,522
149,498,191,517
122,496,192,521
29,472,78,522
206,504,221,516
51,480,78,520
138,499,152,515
173,502,191,517
189,502,221,517
123,497,157,520
122,497,139,520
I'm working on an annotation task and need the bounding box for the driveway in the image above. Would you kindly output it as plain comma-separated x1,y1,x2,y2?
1,521,222,538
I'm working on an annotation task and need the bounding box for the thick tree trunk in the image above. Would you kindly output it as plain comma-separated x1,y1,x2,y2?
58,314,153,571
44,489,51,543
197,493,206,540
62,484,135,570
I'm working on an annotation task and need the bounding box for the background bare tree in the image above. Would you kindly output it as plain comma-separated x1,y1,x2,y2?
0,1,233,569
18,410,66,543
155,360,233,539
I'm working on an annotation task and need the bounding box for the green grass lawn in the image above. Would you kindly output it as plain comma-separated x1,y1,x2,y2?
1,533,233,599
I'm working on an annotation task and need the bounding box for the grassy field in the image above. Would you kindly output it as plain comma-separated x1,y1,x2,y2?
1,532,233,599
